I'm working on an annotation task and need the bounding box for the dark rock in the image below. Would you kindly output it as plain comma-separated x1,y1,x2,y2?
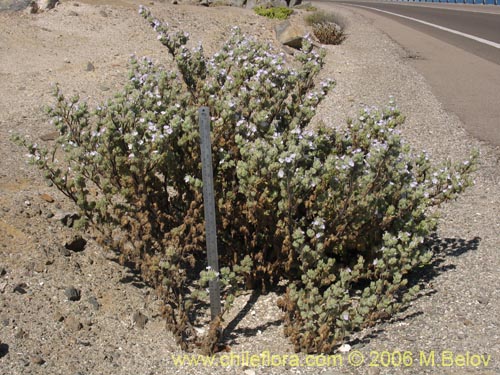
13,283,28,294
64,236,87,252
0,342,9,358
65,287,81,301
132,311,148,329
68,10,78,16
99,9,108,17
85,62,95,72
0,266,6,276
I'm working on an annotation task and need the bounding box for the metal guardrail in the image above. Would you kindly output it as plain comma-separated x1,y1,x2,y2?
390,0,499,5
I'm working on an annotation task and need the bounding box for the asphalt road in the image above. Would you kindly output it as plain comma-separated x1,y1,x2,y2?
322,1,500,147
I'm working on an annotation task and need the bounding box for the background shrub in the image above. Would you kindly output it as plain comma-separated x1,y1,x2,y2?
254,6,293,20
17,6,476,354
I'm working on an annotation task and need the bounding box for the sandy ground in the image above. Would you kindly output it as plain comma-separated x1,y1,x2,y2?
0,1,498,374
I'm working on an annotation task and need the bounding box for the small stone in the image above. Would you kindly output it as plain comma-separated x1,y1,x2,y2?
34,263,45,273
39,131,59,141
244,370,256,375
54,312,65,322
15,328,27,339
13,283,28,294
366,367,381,375
77,339,91,346
31,355,45,365
2,318,9,326
85,62,95,72
19,357,29,366
64,58,71,64
87,296,100,311
99,85,110,92
39,193,55,203
477,296,490,305
338,343,351,353
99,9,108,17
172,0,178,3
68,10,78,16
53,210,80,227
64,315,82,331
65,287,81,301
0,282,7,293
0,266,6,276
132,311,148,329
59,246,71,257
64,236,87,252
460,317,473,326
46,211,54,219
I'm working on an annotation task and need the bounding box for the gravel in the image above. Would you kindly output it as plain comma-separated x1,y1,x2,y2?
0,1,498,374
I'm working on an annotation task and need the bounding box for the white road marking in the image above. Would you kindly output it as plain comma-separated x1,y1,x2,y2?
351,4,500,49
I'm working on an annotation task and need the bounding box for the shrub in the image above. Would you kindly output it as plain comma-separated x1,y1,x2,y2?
16,6,476,354
254,6,293,20
304,10,345,27
311,22,346,45
305,10,346,45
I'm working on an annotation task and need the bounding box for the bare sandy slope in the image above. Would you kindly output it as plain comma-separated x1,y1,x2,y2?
0,1,498,374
